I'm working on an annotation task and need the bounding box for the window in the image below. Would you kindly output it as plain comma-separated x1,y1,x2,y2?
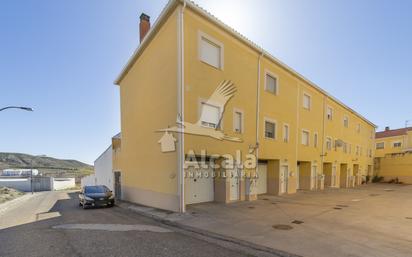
343,142,347,153
343,116,349,128
233,110,243,133
349,143,352,154
368,149,373,157
356,146,360,156
265,72,278,95
376,142,385,149
283,124,289,143
326,107,333,120
264,120,276,139
326,137,332,150
314,133,318,148
200,103,220,128
303,93,311,110
302,130,310,146
356,123,361,133
199,32,223,69
393,142,402,148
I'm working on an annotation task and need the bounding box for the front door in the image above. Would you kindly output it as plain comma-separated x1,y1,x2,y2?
280,166,289,194
114,171,121,200
256,163,267,195
311,166,317,190
229,168,240,201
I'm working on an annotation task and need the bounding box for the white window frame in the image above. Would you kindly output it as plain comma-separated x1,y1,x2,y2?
393,141,402,148
198,98,223,129
343,115,349,128
301,129,310,146
283,123,290,143
233,108,244,133
376,142,385,149
198,31,224,70
314,132,318,148
303,92,312,110
326,106,333,120
263,117,277,140
326,137,332,151
264,70,279,95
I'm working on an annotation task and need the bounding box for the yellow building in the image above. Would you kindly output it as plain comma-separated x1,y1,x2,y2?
374,127,412,184
114,0,376,212
375,127,412,157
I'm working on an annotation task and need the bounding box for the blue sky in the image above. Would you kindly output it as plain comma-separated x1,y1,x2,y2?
1,0,411,164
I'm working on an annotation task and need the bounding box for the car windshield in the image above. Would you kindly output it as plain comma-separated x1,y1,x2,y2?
84,186,108,194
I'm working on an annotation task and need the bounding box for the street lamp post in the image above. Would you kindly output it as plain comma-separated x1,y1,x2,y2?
0,106,33,112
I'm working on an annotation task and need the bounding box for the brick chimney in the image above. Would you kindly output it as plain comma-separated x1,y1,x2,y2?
385,126,390,131
139,13,150,43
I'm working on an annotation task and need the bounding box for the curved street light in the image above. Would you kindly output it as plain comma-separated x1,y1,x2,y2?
0,106,33,112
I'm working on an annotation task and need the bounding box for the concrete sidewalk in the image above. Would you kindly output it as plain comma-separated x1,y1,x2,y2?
120,184,412,257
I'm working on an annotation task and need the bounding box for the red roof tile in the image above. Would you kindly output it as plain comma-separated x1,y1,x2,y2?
376,127,412,139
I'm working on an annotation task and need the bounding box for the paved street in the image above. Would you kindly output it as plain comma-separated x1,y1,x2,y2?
0,191,272,257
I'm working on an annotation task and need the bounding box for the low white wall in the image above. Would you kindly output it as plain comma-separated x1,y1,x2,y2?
0,177,31,191
53,178,75,190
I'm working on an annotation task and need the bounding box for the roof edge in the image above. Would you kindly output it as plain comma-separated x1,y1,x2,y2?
114,0,377,128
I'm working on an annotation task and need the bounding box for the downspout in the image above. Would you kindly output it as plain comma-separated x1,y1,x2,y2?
295,84,300,188
320,95,326,185
177,0,186,213
255,52,263,194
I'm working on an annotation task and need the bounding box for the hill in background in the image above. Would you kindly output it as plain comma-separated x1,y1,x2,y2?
0,152,93,181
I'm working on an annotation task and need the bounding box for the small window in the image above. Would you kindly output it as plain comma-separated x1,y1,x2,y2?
314,133,318,148
326,107,333,120
233,110,243,133
356,146,360,156
349,143,352,154
265,73,278,95
264,120,276,139
393,142,402,148
199,33,223,69
376,142,384,149
343,116,349,128
356,123,361,133
303,93,311,110
326,137,332,150
343,142,348,153
301,130,310,146
200,103,220,128
283,124,289,143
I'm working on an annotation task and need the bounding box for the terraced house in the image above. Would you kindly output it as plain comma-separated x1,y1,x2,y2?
374,127,412,184
113,0,376,212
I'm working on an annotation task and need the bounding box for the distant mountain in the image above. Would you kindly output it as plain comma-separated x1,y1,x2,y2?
0,152,93,180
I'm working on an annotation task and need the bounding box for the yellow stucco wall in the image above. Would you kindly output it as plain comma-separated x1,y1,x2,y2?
182,7,374,197
117,9,180,211
375,134,411,157
376,153,412,184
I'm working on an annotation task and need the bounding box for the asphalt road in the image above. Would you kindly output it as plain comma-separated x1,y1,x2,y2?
0,191,260,257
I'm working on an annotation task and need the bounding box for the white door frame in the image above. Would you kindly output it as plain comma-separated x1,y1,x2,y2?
311,165,317,190
331,165,337,187
280,165,289,194
229,167,240,201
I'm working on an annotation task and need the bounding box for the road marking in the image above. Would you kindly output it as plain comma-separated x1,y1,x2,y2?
52,223,172,233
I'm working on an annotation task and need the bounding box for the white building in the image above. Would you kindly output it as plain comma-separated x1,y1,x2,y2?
81,145,114,190
1,169,39,176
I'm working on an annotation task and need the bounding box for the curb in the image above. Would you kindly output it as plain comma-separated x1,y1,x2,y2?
118,201,301,257
0,193,35,216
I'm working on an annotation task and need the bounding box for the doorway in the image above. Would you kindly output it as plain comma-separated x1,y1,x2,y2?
114,171,122,200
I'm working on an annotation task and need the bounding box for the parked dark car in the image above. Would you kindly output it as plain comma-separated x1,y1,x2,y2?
79,185,114,209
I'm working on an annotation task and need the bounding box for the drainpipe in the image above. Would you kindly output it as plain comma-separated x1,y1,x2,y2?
320,95,327,186
177,0,186,213
253,52,263,198
295,84,300,188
